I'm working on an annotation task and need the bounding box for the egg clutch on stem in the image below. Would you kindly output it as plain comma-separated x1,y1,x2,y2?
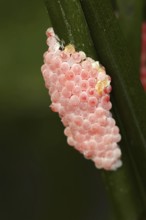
41,27,122,171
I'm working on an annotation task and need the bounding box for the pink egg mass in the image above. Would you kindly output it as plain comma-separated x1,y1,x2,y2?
41,27,122,171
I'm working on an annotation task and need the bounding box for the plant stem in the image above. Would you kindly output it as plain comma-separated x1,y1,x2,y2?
44,0,146,218
44,0,96,58
116,0,143,74
80,0,146,192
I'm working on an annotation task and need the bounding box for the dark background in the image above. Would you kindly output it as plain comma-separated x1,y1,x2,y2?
0,1,110,219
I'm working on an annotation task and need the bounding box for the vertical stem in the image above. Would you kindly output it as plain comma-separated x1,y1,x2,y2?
44,0,96,57
44,0,146,219
116,0,143,73
80,0,146,190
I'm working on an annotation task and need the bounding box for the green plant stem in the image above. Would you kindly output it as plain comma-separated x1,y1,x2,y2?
44,0,96,58
144,0,146,20
116,0,143,73
80,0,146,191
44,0,146,219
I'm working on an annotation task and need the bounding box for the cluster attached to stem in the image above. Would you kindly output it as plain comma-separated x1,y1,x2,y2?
41,28,122,170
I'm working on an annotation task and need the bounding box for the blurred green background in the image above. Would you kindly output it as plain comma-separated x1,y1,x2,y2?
0,1,110,219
